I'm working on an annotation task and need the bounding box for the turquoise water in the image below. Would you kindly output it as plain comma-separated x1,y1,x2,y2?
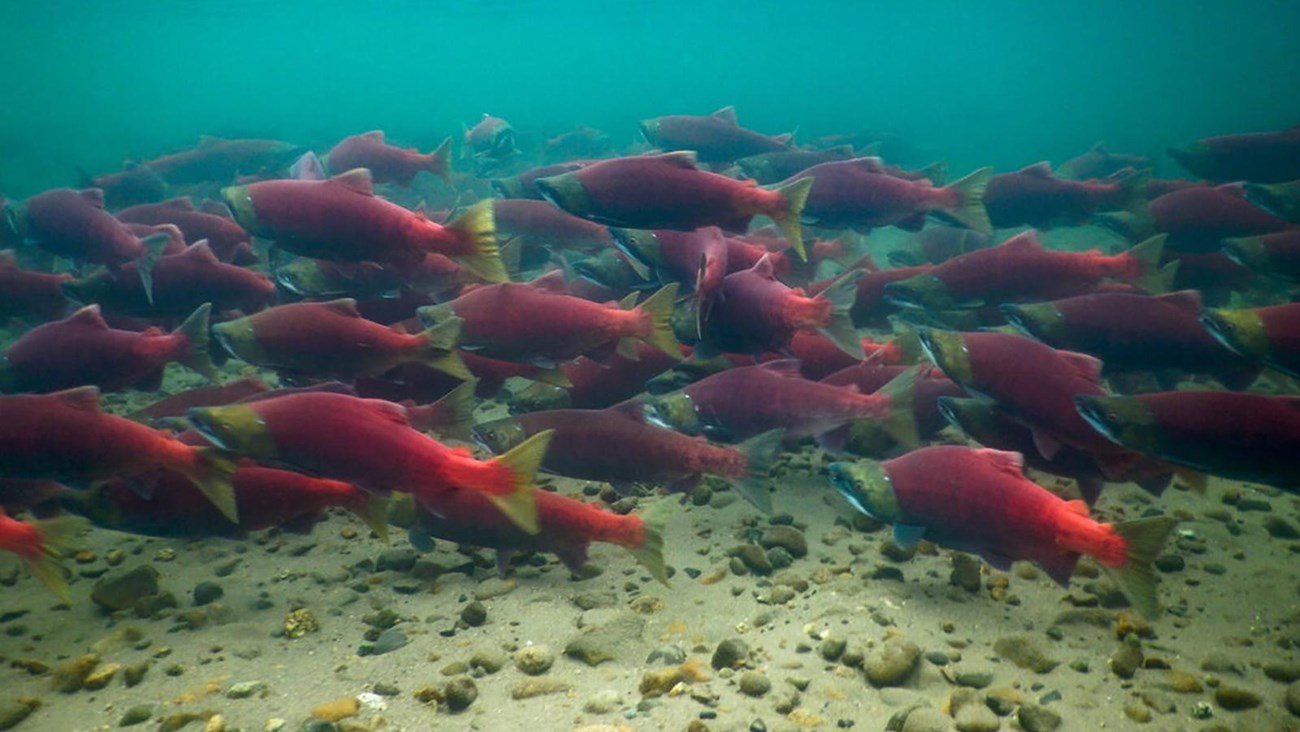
1,1,1298,195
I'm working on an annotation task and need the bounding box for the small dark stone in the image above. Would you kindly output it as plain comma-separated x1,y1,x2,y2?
460,601,487,627
925,651,949,666
444,677,478,712
1265,516,1300,540
1236,498,1272,513
1154,554,1184,572
760,526,807,558
1017,703,1062,732
192,582,223,606
712,638,750,670
871,566,905,582
819,637,846,662
92,566,161,612
375,548,418,573
1214,684,1261,710
950,553,982,593
730,545,772,575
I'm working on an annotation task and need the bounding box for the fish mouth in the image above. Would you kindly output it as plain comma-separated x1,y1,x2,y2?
935,396,966,431
1073,395,1120,444
999,304,1040,339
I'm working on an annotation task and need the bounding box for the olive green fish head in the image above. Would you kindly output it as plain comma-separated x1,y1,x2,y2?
1221,236,1269,274
274,258,335,297
827,461,901,523
915,328,974,384
609,227,663,268
1073,395,1162,454
186,404,277,459
884,273,958,311
534,173,592,218
471,417,527,455
220,185,263,236
211,316,268,364
489,176,527,199
639,118,662,145
1200,307,1270,360
641,391,704,435
1000,302,1068,344
507,382,571,414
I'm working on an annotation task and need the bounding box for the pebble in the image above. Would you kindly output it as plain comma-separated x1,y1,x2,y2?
443,677,477,711
374,548,418,573
118,704,153,726
364,628,407,656
469,648,507,674
954,703,1001,732
1264,660,1300,683
899,708,951,732
949,554,982,593
82,662,120,690
1264,516,1300,540
1286,680,1300,717
564,614,645,666
51,653,100,693
819,637,846,662
513,645,555,675
1213,684,1261,710
459,601,487,627
1153,554,1184,572
1015,703,1061,732
473,578,517,600
731,544,773,574
955,670,994,689
738,671,771,697
1165,670,1202,693
0,698,39,731
91,566,160,612
639,666,685,697
583,690,623,714
226,681,269,699
993,635,1058,674
310,697,359,722
193,582,224,606
760,526,808,558
1110,642,1143,679
711,638,750,670
1122,704,1150,723
984,688,1022,717
864,636,921,688
511,678,571,699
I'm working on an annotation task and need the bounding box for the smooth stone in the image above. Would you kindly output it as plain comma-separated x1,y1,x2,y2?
1263,660,1300,683
865,637,921,688
955,670,994,689
564,614,645,666
368,628,407,656
513,645,555,675
738,671,771,697
712,638,750,670
0,699,39,731
119,704,153,726
459,602,487,627
1265,516,1300,540
226,681,268,699
760,526,808,558
374,549,418,573
900,708,953,732
819,637,846,662
954,703,1001,732
469,648,506,674
731,544,773,575
1285,680,1300,717
993,635,1058,674
1214,684,1261,710
1015,704,1061,732
1110,643,1143,679
443,677,477,712
949,554,982,593
193,582,224,606
511,678,571,699
92,566,160,612
583,690,623,715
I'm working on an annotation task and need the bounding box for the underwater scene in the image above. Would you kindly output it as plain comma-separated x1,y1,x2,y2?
3,2,1300,731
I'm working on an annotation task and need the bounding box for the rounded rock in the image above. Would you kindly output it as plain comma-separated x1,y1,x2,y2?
738,671,771,697
193,582,224,606
711,638,750,670
1214,684,1261,711
513,645,555,675
443,677,477,712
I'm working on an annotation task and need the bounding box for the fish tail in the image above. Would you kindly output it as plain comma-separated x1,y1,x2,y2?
817,269,866,359
348,492,391,544
1102,515,1179,619
731,428,784,514
939,166,992,234
626,500,672,586
875,366,920,448
769,176,814,261
1116,167,1152,217
424,379,479,441
185,447,240,523
23,516,85,604
633,283,682,358
174,302,221,383
419,315,472,380
135,230,171,306
1125,234,1171,293
428,136,454,185
483,429,553,535
446,200,506,283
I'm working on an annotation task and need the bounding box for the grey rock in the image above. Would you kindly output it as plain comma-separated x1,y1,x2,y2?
1214,684,1261,710
865,637,921,688
738,671,771,697
950,554,982,593
900,707,954,732
460,601,487,627
1200,653,1244,675
955,670,994,689
469,648,507,674
1110,643,1142,679
91,565,160,612
954,703,1001,732
712,638,750,670
1265,516,1300,540
760,526,808,558
118,704,152,726
375,548,418,573
583,689,623,714
192,581,223,606
369,628,408,656
645,644,687,666
731,544,773,574
443,676,477,712
513,645,555,675
819,637,846,662
1016,703,1062,732
993,635,1058,674
563,614,646,666
571,591,618,610
225,680,268,699
1286,680,1300,718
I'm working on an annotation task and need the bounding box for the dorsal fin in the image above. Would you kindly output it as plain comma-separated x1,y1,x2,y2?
329,168,375,195
653,151,699,170
1058,349,1104,385
1214,182,1247,197
198,135,221,147
1155,289,1203,314
159,196,196,210
617,292,639,310
361,397,411,426
67,304,110,329
711,106,738,125
50,386,102,411
1018,162,1054,178
361,130,385,142
1001,231,1045,251
758,359,803,378
1090,141,1108,153
528,269,569,293
751,253,776,279
975,448,1025,478
318,298,363,317
847,156,887,173
180,240,220,264
77,188,106,209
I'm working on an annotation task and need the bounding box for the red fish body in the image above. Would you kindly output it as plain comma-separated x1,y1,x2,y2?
64,242,275,317
536,151,813,259
983,163,1143,228
1,304,215,393
185,391,549,533
116,197,252,263
0,387,236,520
85,164,169,209
823,363,966,445
493,198,616,255
1059,143,1149,180
1168,126,1300,183
558,342,683,410
213,299,467,381
1149,183,1294,252
785,158,991,234
699,255,861,359
735,146,856,184
0,251,72,321
612,227,729,308
1223,230,1300,281
135,136,305,186
222,170,504,282
418,282,678,365
327,131,452,186
641,107,791,164
131,377,270,422
883,231,1165,311
16,188,158,267
1002,290,1259,389
827,446,1175,616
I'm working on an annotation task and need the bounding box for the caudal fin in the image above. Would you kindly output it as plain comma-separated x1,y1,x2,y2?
632,283,682,358
135,231,171,306
174,302,221,383
626,500,672,586
419,316,472,380
1103,515,1178,619
484,429,553,534
940,167,992,234
417,379,478,441
23,516,86,603
428,137,454,185
769,177,814,261
1125,234,1171,293
817,269,866,359
730,428,784,514
1116,167,1152,217
446,200,505,283
875,366,919,448
185,448,240,523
